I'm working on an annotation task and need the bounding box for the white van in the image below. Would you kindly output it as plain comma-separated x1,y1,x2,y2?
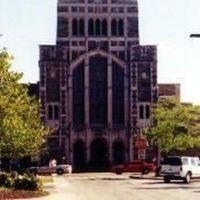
160,156,200,183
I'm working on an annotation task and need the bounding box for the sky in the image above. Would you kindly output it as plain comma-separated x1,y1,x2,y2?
0,0,200,104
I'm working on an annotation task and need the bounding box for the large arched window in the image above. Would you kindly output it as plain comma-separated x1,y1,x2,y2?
96,19,101,36
112,61,124,125
111,19,117,36
79,19,85,36
88,19,94,36
118,19,124,36
73,62,85,126
102,19,108,36
89,56,108,125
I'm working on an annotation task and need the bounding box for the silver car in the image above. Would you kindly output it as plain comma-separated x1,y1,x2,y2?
29,164,72,175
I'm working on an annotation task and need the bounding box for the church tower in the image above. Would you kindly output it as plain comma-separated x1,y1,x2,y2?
39,0,157,170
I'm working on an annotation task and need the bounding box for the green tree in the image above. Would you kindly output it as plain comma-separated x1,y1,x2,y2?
0,49,48,161
145,98,200,153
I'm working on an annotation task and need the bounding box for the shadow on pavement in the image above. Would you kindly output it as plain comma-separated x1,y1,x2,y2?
100,177,128,181
134,186,200,190
87,177,128,181
129,175,162,180
143,179,200,185
142,181,166,184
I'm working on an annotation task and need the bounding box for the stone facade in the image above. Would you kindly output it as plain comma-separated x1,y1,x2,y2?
39,0,157,170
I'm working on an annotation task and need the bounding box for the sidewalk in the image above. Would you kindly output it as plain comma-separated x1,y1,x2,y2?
26,173,163,200
33,174,78,200
27,176,57,200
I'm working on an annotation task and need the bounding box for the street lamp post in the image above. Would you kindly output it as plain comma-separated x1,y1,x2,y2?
190,34,200,38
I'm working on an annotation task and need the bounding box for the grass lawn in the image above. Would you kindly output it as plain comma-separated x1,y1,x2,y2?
0,175,53,199
0,188,48,199
38,175,54,184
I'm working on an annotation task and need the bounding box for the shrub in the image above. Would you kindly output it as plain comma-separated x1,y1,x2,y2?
0,172,43,191
13,174,42,191
10,171,18,179
0,173,13,188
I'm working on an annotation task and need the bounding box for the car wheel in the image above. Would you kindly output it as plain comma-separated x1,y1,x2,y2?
184,173,191,184
116,169,123,175
57,168,64,175
164,176,171,183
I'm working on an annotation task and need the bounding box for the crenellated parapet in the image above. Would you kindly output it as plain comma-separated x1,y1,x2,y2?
131,46,157,62
39,45,69,62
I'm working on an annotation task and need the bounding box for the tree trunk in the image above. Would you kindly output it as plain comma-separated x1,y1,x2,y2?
155,147,161,177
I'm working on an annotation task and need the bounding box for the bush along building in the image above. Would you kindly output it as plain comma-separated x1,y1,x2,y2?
39,0,157,171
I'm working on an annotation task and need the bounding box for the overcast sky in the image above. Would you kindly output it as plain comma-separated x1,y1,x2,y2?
0,0,200,104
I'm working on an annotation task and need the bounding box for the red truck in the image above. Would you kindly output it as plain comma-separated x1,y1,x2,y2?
111,160,156,175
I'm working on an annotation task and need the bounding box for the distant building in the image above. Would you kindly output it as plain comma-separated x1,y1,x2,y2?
158,83,180,101
27,83,39,98
38,0,157,170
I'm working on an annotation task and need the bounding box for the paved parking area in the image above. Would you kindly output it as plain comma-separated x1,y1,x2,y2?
38,173,200,200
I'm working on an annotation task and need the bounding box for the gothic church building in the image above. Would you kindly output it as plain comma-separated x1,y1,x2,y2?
39,0,157,170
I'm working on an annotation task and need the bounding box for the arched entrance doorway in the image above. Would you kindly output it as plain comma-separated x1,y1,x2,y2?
90,138,109,171
112,140,125,164
73,140,86,171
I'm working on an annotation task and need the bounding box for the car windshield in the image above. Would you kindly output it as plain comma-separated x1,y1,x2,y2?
162,157,182,166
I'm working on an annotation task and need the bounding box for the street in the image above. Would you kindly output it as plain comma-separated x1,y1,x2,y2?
42,173,200,200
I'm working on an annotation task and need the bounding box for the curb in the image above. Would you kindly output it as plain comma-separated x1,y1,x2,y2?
129,175,163,180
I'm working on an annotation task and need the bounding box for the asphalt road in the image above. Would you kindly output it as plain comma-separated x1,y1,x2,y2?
43,173,200,200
